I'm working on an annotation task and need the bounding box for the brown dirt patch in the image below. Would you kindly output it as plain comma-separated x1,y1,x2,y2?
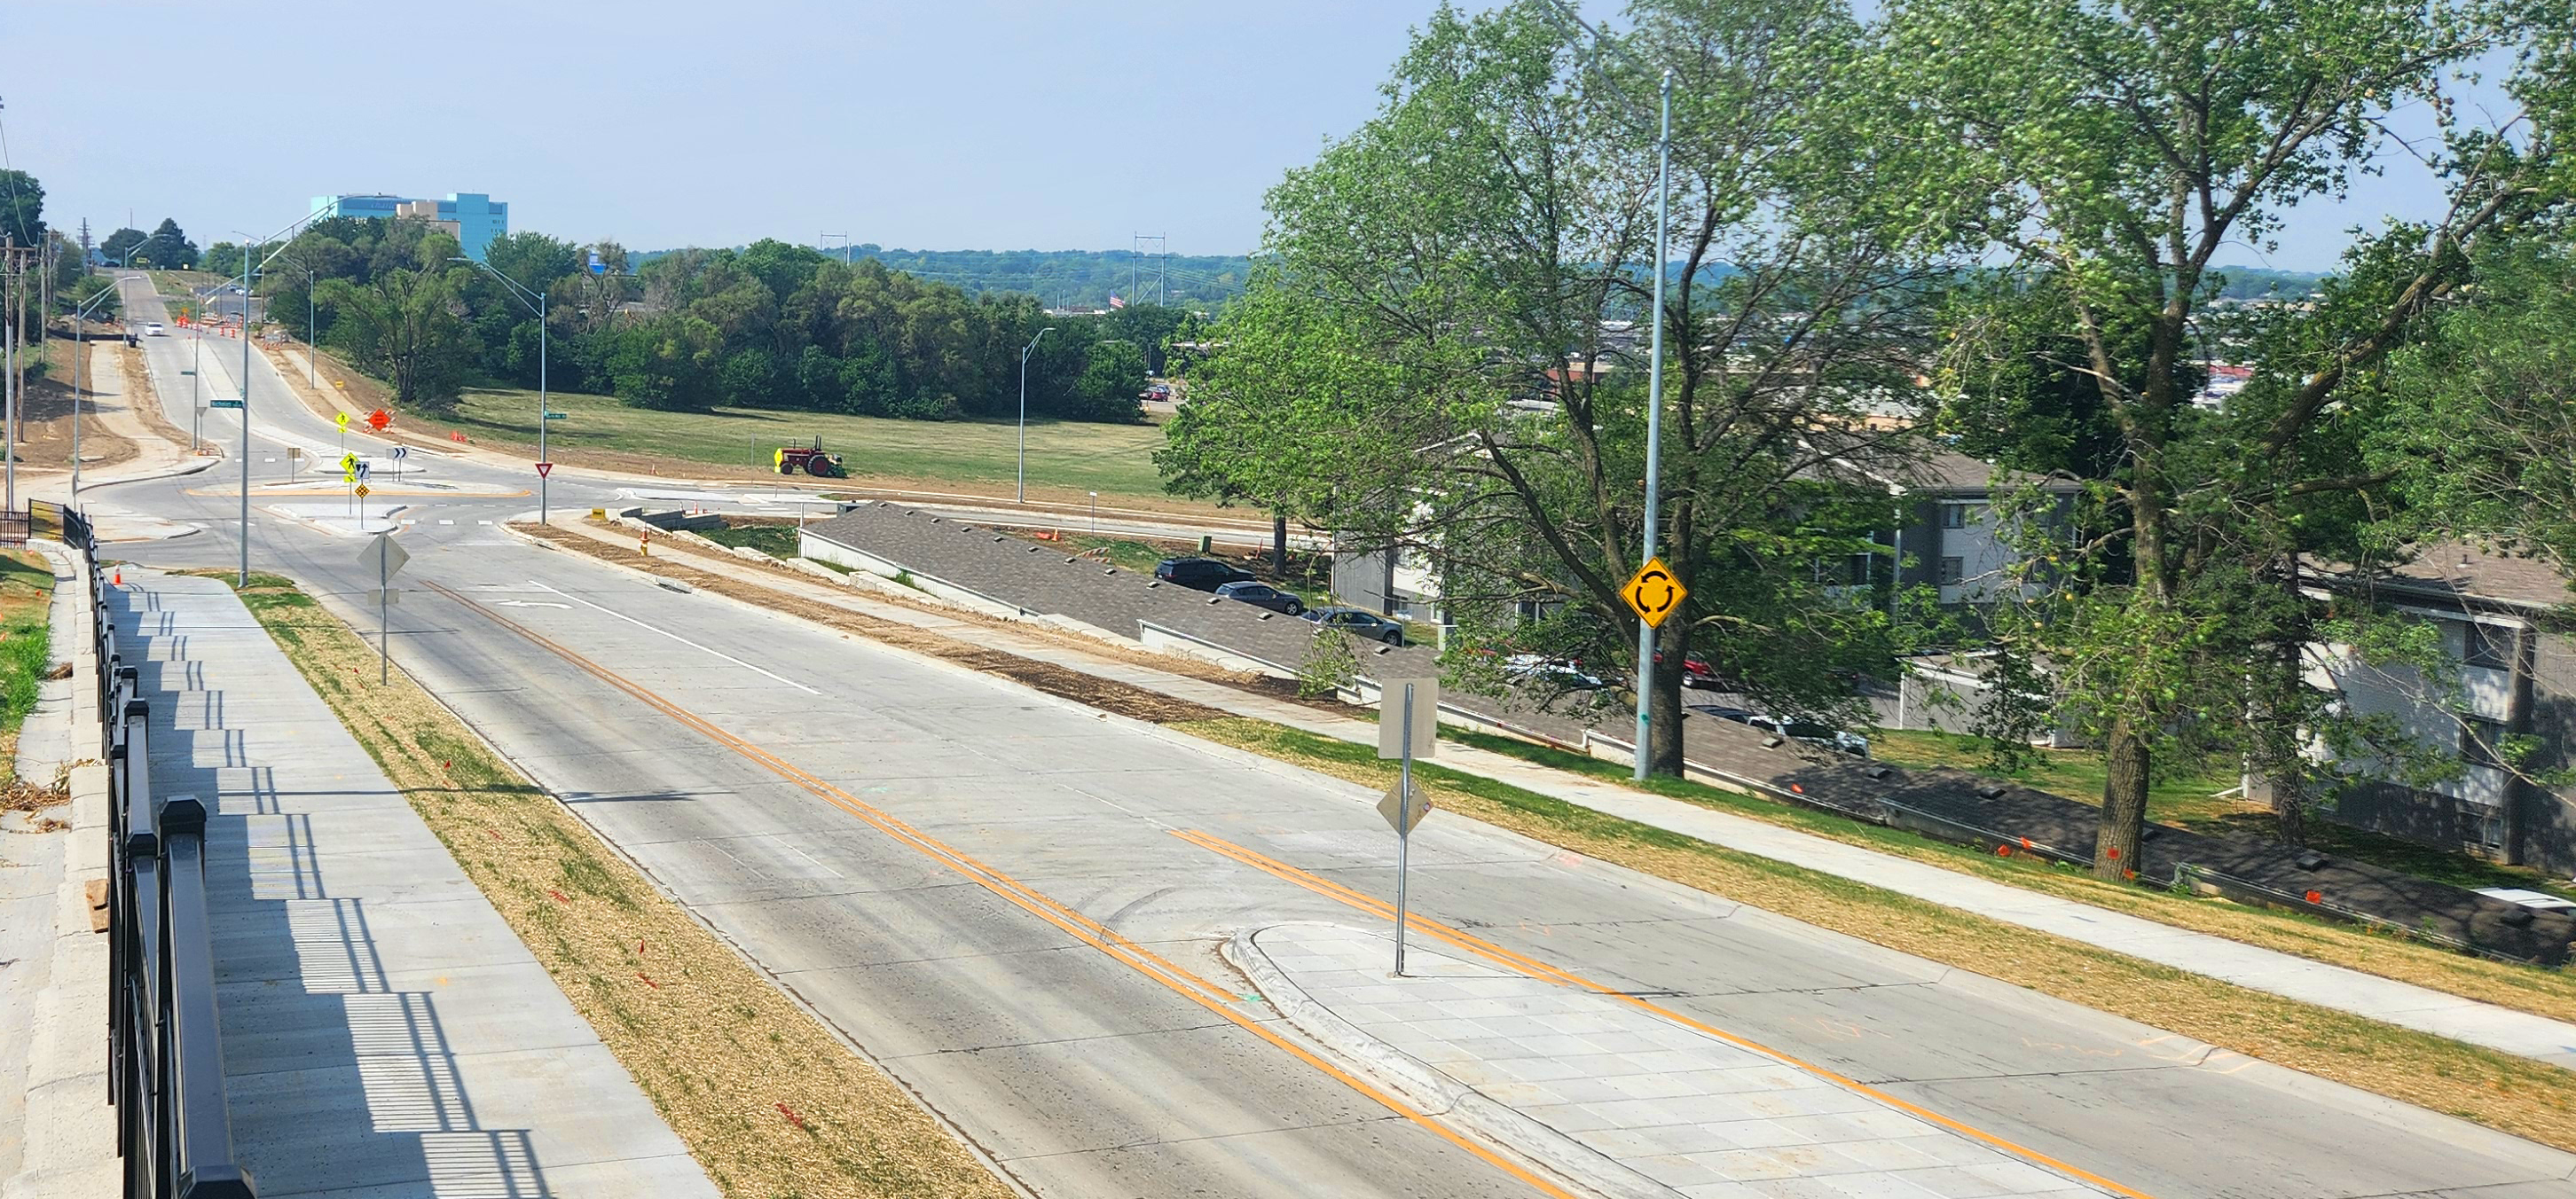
8,355,138,474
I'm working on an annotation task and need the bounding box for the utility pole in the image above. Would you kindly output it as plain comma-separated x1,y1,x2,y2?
5,232,19,514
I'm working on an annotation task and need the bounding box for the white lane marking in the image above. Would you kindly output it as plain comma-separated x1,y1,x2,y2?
439,519,455,526
490,600,573,609
477,520,492,525
523,581,823,695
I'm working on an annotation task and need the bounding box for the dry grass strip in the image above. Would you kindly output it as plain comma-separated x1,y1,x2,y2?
1176,717,2576,1153
528,520,2576,1028
215,573,1015,1199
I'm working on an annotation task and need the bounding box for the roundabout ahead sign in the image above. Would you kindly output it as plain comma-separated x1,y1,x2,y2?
1621,557,1686,629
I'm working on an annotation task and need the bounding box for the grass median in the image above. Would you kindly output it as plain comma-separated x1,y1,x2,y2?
206,570,1014,1199
1178,717,2576,1153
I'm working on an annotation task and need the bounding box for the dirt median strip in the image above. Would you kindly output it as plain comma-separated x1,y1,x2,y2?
207,572,1017,1199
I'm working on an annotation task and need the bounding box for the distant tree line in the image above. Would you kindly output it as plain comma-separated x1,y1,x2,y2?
638,244,1253,312
255,223,1192,422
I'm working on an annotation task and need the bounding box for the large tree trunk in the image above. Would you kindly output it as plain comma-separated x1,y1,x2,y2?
1647,618,1688,776
2094,717,2149,882
1272,512,1289,576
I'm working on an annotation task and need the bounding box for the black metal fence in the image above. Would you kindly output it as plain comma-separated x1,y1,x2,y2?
96,537,258,1199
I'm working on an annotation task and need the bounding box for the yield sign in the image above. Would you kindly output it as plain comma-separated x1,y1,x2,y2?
1621,556,1687,629
357,535,410,579
536,461,554,479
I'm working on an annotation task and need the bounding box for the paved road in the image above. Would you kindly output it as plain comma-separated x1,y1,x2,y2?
83,289,2576,1198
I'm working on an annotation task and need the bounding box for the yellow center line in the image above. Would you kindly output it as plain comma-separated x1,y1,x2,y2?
1166,828,2160,1199
418,579,1585,1199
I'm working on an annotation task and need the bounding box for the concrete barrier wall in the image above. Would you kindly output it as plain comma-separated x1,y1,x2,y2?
798,532,1031,620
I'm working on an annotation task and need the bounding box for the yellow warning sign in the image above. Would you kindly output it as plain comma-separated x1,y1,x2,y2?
354,484,372,498
1621,557,1686,629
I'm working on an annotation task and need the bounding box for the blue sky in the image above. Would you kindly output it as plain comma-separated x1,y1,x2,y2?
4,1,2487,270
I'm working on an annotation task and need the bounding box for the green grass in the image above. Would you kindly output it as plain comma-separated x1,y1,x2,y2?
698,521,803,559
0,551,57,778
1871,727,2248,824
1869,727,2576,899
1048,532,1333,595
435,386,1176,505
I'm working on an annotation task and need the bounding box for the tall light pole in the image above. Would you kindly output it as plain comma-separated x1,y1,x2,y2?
225,201,345,587
1547,4,1675,780
67,284,125,497
1017,325,1054,504
457,257,550,521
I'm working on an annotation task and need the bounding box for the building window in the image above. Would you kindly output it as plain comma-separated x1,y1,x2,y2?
1938,557,1965,585
1940,503,1970,529
2461,716,2509,770
2462,622,2514,670
1847,553,1873,585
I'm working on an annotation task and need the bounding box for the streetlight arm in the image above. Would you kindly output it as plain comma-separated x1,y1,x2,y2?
454,256,546,314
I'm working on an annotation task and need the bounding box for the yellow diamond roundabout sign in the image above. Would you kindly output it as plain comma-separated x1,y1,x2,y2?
1621,557,1685,629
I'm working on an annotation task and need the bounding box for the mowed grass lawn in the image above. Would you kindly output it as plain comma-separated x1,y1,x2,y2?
448,386,1174,504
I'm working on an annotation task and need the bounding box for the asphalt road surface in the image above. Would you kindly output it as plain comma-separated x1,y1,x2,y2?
86,276,2576,1198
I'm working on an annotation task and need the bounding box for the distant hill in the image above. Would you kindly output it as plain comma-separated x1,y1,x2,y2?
630,244,1254,311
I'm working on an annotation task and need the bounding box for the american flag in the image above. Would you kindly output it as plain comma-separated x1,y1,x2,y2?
1108,294,1126,310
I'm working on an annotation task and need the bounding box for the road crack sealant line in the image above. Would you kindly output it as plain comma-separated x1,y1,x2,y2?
1167,828,2159,1199
416,577,1596,1199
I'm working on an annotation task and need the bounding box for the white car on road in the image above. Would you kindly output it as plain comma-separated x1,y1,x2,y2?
145,322,165,336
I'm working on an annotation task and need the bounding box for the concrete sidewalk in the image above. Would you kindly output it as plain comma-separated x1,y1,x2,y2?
112,570,715,1199
1238,922,2109,1198
539,516,2576,1072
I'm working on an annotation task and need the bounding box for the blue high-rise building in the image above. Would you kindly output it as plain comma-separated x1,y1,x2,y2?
308,192,510,261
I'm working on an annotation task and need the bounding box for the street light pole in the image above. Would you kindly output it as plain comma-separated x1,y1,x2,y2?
1017,326,1054,504
67,285,124,497
457,258,549,521
1631,69,1672,782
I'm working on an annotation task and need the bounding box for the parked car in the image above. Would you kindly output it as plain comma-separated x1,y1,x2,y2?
1301,606,1407,646
1686,704,1871,757
1504,654,1606,690
1652,650,1724,689
1155,556,1257,592
145,322,166,336
1214,580,1306,615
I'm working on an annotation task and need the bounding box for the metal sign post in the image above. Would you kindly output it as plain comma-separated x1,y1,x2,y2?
1376,678,1438,976
357,535,409,685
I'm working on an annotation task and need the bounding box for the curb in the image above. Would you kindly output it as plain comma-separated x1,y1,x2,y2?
1223,923,1679,1199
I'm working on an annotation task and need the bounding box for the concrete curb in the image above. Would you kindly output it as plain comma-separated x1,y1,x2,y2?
1224,923,1678,1199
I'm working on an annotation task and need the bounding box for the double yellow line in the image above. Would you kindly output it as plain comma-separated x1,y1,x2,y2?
423,579,1590,1199
1169,829,2156,1199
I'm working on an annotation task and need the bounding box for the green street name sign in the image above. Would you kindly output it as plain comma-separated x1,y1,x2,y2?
210,399,244,410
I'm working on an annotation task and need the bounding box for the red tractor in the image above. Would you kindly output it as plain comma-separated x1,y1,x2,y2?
774,438,846,478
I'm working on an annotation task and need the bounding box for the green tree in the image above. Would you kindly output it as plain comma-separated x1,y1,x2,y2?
1876,0,2569,865
0,170,41,247
1160,0,1934,769
316,269,478,409
100,227,145,266
1070,338,1147,419
2376,231,2576,576
136,218,199,270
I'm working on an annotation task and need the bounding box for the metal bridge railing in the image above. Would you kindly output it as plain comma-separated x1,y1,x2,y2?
96,541,257,1199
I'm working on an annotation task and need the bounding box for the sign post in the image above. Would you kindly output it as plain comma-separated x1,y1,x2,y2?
1619,556,1689,780
358,534,410,685
1377,677,1438,976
